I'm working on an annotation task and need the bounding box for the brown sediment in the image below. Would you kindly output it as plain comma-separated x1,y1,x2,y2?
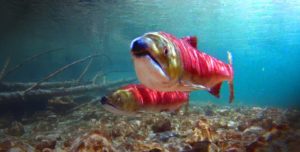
0,103,299,152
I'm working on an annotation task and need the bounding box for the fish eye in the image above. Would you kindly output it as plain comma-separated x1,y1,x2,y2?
164,47,168,55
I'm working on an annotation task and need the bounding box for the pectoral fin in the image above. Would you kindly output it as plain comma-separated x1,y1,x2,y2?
180,80,208,90
208,82,222,98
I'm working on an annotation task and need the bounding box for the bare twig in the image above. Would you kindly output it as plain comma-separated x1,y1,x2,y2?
92,70,131,84
0,81,90,92
76,53,112,83
77,58,93,82
66,97,102,114
0,57,11,81
23,54,103,94
2,48,63,79
100,54,112,65
92,72,104,84
0,78,136,105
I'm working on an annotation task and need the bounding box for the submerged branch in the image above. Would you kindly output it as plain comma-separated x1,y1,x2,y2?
0,57,11,81
66,97,102,114
24,54,102,94
0,81,90,92
2,48,63,79
0,78,136,105
77,58,93,82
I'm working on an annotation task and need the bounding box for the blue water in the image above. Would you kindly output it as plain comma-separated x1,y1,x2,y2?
0,0,299,108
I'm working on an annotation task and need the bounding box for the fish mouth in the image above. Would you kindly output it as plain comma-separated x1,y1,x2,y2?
100,96,118,109
100,96,136,116
134,51,163,70
131,36,169,80
131,37,163,70
132,49,148,57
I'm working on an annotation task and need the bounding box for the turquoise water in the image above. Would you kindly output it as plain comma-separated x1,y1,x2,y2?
1,0,300,108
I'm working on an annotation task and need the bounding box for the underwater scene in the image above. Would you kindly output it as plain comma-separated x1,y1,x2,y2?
0,0,300,151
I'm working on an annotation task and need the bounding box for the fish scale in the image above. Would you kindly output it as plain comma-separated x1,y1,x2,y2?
131,32,234,103
161,32,233,79
122,84,189,106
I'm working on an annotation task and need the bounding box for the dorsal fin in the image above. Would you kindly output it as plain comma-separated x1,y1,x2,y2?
181,36,198,49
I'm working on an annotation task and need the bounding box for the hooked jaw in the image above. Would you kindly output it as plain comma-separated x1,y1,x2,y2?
100,91,140,115
100,96,108,105
100,96,114,107
100,96,131,115
131,37,149,57
131,37,165,76
130,33,182,91
100,96,107,104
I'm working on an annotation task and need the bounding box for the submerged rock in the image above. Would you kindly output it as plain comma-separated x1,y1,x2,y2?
0,103,297,151
150,131,179,142
151,118,172,133
227,120,238,129
0,138,34,152
68,130,116,152
48,96,76,114
0,113,14,129
4,121,25,136
35,139,57,151
32,121,55,132
185,140,218,152
243,126,264,135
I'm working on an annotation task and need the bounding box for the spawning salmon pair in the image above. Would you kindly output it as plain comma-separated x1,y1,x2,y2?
101,32,234,115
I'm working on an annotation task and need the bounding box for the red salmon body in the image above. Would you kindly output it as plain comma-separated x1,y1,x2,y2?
161,32,233,83
131,32,234,103
122,84,189,112
101,84,189,114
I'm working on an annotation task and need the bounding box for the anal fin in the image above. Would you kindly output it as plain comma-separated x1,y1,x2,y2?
208,82,222,98
180,80,208,90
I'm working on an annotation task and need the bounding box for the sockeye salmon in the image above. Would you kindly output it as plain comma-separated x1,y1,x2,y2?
100,84,189,115
130,32,234,103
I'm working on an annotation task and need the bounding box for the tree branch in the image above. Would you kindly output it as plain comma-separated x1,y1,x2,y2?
0,78,136,105
23,54,102,94
2,48,63,79
0,57,11,81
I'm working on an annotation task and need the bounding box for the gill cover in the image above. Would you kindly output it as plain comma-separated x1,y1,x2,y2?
142,32,183,82
105,89,139,113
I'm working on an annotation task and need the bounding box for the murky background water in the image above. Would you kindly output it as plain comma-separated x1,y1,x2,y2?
1,0,300,108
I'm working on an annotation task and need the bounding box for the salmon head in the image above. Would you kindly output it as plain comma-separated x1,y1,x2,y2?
130,32,183,91
100,88,139,115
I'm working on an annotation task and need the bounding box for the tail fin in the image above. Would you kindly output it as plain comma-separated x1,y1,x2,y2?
227,51,232,65
227,51,234,103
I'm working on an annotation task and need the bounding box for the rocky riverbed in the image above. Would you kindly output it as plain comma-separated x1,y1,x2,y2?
0,101,299,152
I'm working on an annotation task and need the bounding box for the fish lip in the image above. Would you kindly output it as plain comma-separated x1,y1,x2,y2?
100,96,107,105
131,49,149,57
100,96,118,109
101,96,137,116
147,53,163,70
132,51,164,72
